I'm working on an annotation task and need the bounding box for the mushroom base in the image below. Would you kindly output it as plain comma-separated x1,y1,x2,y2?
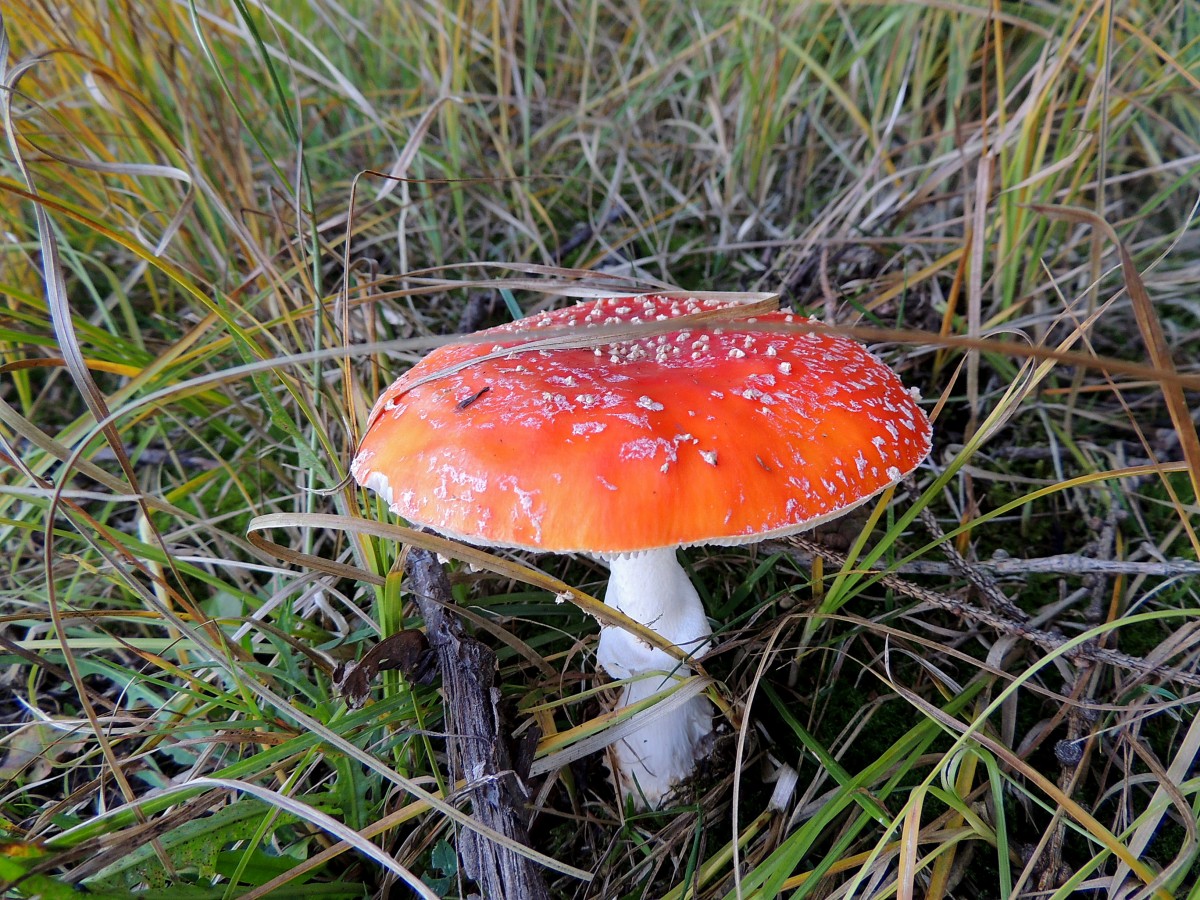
598,548,714,807
608,678,715,807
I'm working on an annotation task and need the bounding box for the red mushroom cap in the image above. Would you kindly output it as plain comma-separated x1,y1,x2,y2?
352,295,932,554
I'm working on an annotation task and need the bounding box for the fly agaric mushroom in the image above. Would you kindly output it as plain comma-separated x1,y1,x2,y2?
351,294,932,807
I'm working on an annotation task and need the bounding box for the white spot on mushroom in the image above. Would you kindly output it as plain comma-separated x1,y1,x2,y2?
699,449,718,466
501,479,543,543
621,437,678,464
363,470,395,506
636,395,665,411
614,412,650,428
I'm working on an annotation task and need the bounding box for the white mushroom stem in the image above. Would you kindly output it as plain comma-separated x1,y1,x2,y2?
597,548,715,807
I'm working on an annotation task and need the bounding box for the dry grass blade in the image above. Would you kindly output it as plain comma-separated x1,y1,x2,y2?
528,677,713,776
182,778,438,899
1108,713,1200,897
358,290,782,416
788,533,1200,688
1,28,180,875
1031,202,1200,508
247,511,707,670
367,313,1200,437
893,685,1172,899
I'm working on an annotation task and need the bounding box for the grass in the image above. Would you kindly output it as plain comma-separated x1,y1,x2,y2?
2,0,1199,897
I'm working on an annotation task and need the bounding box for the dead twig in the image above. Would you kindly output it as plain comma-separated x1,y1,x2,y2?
916,505,1027,620
404,547,550,900
782,534,1200,689
762,542,1200,579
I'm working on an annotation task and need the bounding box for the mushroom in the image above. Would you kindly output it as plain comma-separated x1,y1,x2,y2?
351,294,932,807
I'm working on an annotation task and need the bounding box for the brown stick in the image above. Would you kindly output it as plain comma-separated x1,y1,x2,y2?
404,547,550,900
